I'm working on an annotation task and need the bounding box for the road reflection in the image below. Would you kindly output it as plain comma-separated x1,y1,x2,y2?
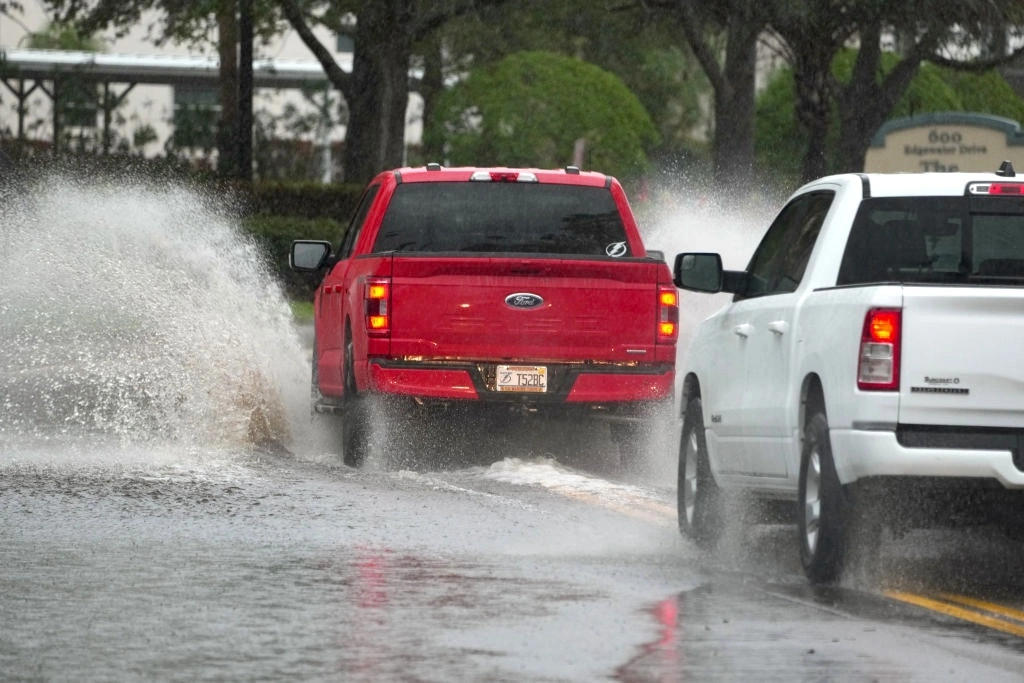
615,519,1024,680
356,547,389,609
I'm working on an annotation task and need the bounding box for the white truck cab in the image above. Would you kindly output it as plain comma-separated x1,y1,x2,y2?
673,163,1024,584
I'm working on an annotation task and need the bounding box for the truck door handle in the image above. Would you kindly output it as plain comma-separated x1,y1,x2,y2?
768,320,789,335
734,323,753,338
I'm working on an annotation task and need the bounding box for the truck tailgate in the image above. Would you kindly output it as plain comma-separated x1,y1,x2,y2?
387,256,664,363
900,287,1024,428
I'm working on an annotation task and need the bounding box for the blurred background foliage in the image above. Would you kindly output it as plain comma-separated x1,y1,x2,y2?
425,50,659,182
5,0,1024,298
756,49,1024,187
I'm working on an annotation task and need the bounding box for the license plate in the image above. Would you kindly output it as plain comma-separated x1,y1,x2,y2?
496,365,547,393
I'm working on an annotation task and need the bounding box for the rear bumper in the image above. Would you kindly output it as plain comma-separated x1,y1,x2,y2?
366,358,674,407
831,426,1024,488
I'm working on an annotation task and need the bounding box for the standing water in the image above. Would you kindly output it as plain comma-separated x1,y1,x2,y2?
0,172,314,463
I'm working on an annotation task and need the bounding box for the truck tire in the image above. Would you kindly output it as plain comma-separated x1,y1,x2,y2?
610,422,643,467
677,397,723,548
342,326,370,468
342,398,370,468
310,339,336,414
310,340,321,413
798,411,850,584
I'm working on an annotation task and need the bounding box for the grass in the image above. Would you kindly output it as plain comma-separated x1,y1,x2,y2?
290,300,314,324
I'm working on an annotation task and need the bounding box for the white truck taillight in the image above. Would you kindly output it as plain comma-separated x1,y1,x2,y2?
657,285,679,343
364,277,391,336
858,308,901,391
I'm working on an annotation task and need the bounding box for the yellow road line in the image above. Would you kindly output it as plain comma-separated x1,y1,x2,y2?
938,593,1024,624
884,590,1024,638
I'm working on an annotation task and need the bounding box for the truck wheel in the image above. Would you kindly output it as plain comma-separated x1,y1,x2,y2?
310,339,325,413
342,398,370,468
798,411,850,584
341,327,370,468
677,397,723,548
610,423,643,467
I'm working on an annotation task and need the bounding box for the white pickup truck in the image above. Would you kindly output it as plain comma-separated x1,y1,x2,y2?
672,163,1024,584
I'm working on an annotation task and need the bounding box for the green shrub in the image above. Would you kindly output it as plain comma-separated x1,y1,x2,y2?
249,180,364,219
223,180,366,301
244,214,343,300
426,50,659,182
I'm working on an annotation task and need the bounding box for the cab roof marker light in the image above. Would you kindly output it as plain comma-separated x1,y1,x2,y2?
968,182,1024,195
471,170,540,183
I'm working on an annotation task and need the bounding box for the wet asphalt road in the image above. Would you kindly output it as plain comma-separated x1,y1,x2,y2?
5,424,1024,682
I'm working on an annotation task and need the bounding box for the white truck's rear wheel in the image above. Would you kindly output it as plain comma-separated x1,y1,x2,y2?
798,411,850,583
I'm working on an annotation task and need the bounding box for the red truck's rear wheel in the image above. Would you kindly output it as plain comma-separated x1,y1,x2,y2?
342,326,370,467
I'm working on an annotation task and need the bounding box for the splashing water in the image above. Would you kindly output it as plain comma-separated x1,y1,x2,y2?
0,173,312,455
638,180,779,350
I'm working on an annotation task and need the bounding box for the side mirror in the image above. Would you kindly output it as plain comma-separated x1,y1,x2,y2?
290,240,332,272
673,252,724,292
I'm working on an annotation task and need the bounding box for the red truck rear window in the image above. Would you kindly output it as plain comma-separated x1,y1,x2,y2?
372,183,630,256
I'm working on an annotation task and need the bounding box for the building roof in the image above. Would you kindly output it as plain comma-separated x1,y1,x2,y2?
1,48,346,89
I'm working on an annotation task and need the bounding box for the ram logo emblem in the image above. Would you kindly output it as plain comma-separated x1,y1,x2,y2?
505,293,544,309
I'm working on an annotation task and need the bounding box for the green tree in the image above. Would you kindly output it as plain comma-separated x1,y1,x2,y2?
278,0,513,185
425,50,659,182
644,0,768,185
432,1,707,174
39,0,285,175
23,20,104,50
769,0,1024,181
756,48,1024,186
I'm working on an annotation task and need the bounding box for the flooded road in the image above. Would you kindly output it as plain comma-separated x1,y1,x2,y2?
1,441,688,681
5,175,1024,680
6,437,1024,682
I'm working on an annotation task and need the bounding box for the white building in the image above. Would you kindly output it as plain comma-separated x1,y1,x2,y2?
0,2,424,179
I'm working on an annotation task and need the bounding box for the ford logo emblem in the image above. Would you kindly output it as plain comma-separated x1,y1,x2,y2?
505,292,544,309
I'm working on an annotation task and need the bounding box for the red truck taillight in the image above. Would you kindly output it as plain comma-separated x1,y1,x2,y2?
657,286,679,343
858,308,901,391
365,277,391,336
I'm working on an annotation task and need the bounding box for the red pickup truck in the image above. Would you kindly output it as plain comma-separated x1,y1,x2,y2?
290,164,678,467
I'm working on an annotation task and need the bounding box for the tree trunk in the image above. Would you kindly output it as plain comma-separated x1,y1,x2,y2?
216,0,239,178
676,0,763,186
835,22,921,173
418,37,445,164
342,2,413,185
711,15,759,184
791,46,833,182
279,0,508,184
237,0,254,180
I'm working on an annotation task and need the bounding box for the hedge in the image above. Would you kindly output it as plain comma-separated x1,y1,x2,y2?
244,214,344,300
232,180,365,301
